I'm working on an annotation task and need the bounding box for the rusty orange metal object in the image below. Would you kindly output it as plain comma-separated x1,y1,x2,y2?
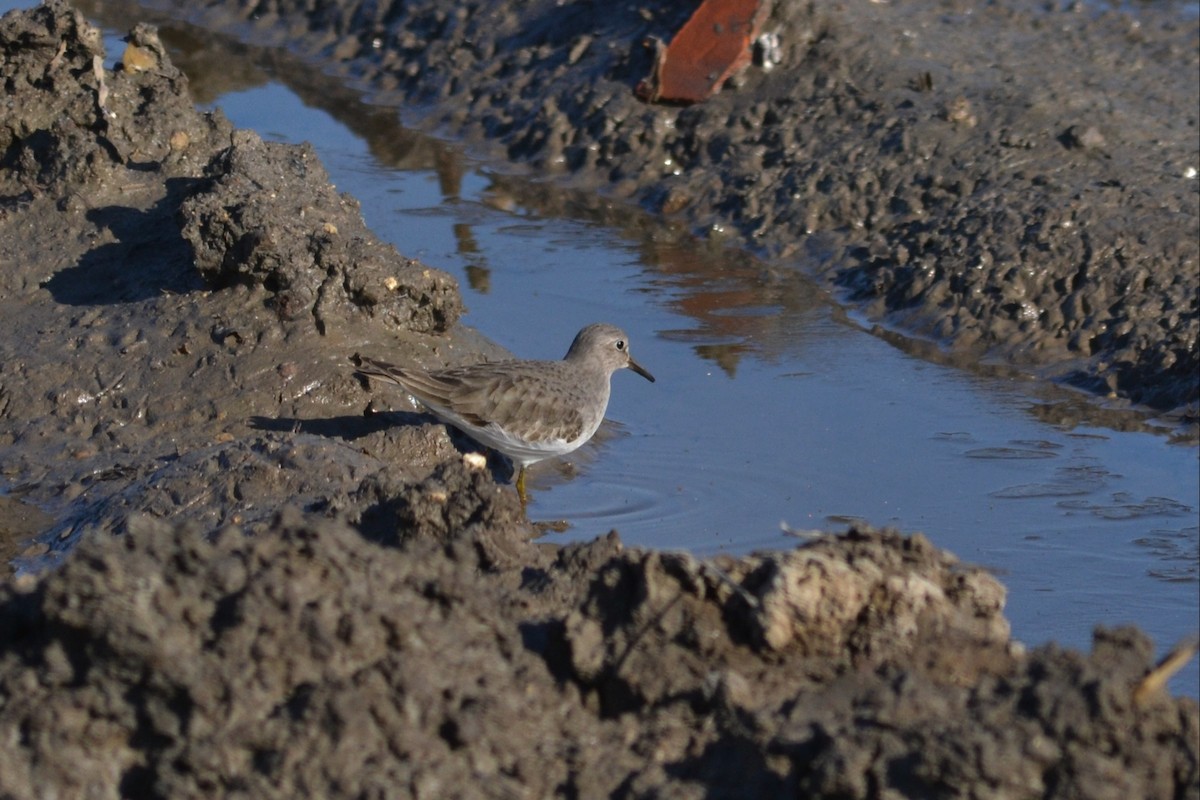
636,0,771,104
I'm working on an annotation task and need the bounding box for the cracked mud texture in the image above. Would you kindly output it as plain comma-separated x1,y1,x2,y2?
0,3,1197,798
123,0,1200,414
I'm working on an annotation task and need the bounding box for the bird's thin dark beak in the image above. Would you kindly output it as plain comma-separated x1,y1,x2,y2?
628,357,655,383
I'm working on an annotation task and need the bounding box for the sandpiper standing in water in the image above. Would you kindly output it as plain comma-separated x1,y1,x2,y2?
355,323,655,505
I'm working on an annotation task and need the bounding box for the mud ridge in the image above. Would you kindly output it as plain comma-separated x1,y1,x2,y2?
2,506,1195,798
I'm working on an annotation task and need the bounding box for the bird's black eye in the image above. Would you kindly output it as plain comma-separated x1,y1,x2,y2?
616,340,626,351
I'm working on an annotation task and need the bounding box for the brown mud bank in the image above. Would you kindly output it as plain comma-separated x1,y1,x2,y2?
93,0,1200,417
0,3,1197,797
1,486,1197,798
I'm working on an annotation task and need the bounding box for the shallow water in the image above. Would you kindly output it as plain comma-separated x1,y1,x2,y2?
5,0,1198,695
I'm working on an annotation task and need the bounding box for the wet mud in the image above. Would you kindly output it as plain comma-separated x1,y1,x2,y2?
0,2,1197,797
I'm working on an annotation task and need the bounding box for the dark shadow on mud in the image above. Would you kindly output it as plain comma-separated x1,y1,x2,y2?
667,736,793,798
41,177,208,305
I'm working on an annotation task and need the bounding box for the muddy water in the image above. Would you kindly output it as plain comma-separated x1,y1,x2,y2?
9,1,1199,695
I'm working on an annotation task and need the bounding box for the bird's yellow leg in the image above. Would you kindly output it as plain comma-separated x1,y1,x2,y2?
515,466,529,508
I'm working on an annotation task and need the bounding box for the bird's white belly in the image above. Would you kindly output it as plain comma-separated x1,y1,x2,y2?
470,420,597,468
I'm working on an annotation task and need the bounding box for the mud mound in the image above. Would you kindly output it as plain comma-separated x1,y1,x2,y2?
346,456,537,572
180,128,460,336
0,511,591,799
1,513,1195,799
791,626,1194,799
563,530,1011,714
0,4,223,195
0,1,470,572
1,0,460,334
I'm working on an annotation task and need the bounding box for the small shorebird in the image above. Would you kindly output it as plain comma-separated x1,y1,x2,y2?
355,323,655,505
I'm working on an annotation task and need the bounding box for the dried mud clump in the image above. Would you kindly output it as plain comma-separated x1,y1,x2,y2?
348,456,536,571
0,512,591,799
180,129,461,336
0,516,1195,799
790,626,1199,800
1,0,461,339
562,529,1012,715
0,2,226,195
